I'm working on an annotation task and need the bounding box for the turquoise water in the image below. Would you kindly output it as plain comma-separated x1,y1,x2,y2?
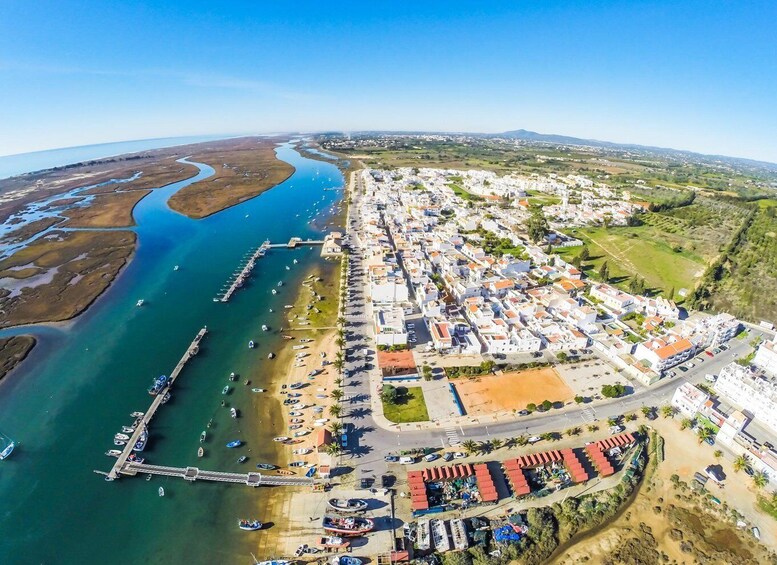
0,142,344,564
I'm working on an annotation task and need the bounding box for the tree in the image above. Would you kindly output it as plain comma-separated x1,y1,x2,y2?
733,455,750,473
696,426,713,444
422,364,433,381
540,432,554,441
462,440,478,455
526,403,537,413
598,261,610,282
516,435,529,447
540,399,553,411
574,395,585,404
587,424,599,432
714,449,723,459
331,388,344,401
752,471,769,490
607,416,619,427
625,413,637,422
527,208,549,243
337,328,346,340
680,418,693,431
490,438,504,451
333,377,343,387
333,358,345,374
641,406,654,418
579,246,590,262
556,351,568,363
337,316,346,327
329,404,342,418
325,442,342,457
601,384,626,398
661,405,675,418
335,337,345,349
381,385,398,405
329,421,343,436
566,427,581,437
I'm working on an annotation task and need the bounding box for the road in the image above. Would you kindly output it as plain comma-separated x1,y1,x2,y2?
337,174,769,482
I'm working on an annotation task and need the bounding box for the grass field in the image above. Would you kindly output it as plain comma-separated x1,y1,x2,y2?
382,386,430,423
558,225,705,296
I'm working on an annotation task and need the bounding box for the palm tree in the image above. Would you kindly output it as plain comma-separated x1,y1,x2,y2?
540,432,554,442
680,418,693,431
337,316,346,327
337,328,346,340
566,427,581,437
329,421,343,436
333,359,345,375
462,440,478,455
335,337,345,349
329,404,342,418
326,442,342,457
490,438,504,451
733,455,750,473
641,406,653,418
335,351,344,363
752,471,769,490
696,426,713,444
333,377,343,387
331,389,344,401
516,435,529,447
504,437,517,449
587,424,599,433
661,405,675,419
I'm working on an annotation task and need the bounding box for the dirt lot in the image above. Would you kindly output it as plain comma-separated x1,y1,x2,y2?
454,367,574,415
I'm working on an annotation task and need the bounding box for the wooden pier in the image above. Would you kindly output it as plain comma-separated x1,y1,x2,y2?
122,462,315,487
106,327,207,480
263,237,326,249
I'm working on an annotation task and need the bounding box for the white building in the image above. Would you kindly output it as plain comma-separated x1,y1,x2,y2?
714,363,777,435
373,307,408,347
634,336,695,373
754,337,777,375
671,382,709,417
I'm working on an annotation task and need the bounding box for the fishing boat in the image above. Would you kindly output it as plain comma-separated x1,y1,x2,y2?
251,388,265,393
133,428,148,451
451,518,469,550
289,418,303,424
174,265,179,271
248,340,255,349
276,469,295,476
417,520,431,551
277,281,283,287
292,345,307,351
328,499,368,513
321,515,374,536
293,448,312,455
147,374,168,396
230,408,238,418
198,447,204,458
330,557,361,565
261,324,269,331
229,372,237,381
161,392,171,404
282,335,294,340
289,424,302,431
226,440,242,448
158,487,165,497
222,386,231,395
431,519,451,552
288,392,301,398
127,453,144,464
237,456,247,464
293,259,298,264
268,352,275,359
105,449,122,457
238,519,263,531
289,382,304,389
285,266,290,270
243,379,250,386
121,426,135,434
284,305,293,309
255,463,277,471
271,289,277,295
289,411,303,417
273,436,290,443
136,299,145,307
130,411,144,418
288,461,305,467
200,431,207,442
114,433,130,441
318,536,349,549
300,338,314,343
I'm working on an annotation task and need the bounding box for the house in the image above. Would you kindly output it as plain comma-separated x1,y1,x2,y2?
714,363,777,435
589,284,636,317
377,349,419,382
634,336,695,373
671,383,709,417
754,337,777,375
373,307,408,347
430,320,455,350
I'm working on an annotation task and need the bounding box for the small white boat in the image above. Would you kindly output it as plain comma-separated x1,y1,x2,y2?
271,289,277,295
231,408,238,418
114,439,126,446
229,372,237,381
130,411,144,418
174,265,179,271
294,430,309,437
106,450,122,457
285,266,290,271
136,299,145,307
158,487,165,497
277,281,283,287
122,426,136,434
293,259,298,264
198,447,204,458
293,448,312,455
251,388,265,393
268,352,275,359
284,305,293,309
262,325,269,331
114,433,130,441
248,341,255,349
273,436,290,442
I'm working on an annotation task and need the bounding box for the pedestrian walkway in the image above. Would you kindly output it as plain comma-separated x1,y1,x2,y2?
581,406,597,423
444,426,461,447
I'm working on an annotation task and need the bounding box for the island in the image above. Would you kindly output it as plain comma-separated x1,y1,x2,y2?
0,336,36,381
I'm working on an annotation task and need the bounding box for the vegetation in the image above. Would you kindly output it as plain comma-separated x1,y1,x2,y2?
381,386,430,423
601,383,626,398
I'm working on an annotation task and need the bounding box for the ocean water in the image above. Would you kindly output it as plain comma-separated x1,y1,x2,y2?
0,141,344,564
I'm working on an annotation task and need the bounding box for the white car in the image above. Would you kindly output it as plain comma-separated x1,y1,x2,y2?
453,452,466,459
423,453,439,462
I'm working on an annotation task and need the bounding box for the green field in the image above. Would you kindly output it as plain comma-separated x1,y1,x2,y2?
558,226,706,297
382,386,430,423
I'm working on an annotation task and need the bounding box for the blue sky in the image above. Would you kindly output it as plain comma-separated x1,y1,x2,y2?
1,1,776,162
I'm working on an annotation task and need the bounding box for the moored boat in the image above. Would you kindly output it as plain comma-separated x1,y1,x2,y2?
133,428,148,451
318,536,349,549
251,388,265,393
237,456,247,464
200,431,207,442
136,299,145,307
261,324,269,331
222,386,231,395
158,487,165,497
268,352,275,359
198,447,204,458
230,407,238,418
226,440,242,448
238,519,263,531
255,463,277,470
248,340,255,349
328,498,368,513
105,449,122,457
330,557,362,565
114,433,130,441
321,515,374,536
273,436,290,443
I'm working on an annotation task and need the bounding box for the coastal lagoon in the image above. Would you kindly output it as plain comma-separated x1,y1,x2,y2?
0,141,344,564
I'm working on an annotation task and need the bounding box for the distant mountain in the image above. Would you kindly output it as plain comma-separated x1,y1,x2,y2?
499,129,777,173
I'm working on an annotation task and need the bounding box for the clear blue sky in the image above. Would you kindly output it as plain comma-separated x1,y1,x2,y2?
1,1,776,162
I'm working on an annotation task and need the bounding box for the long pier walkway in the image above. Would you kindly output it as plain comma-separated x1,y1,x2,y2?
106,327,208,480
123,462,314,487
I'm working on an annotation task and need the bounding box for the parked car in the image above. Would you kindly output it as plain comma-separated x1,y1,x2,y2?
423,453,439,463
442,452,453,462
518,409,529,416
453,452,467,459
384,455,399,463
399,456,416,464
679,366,689,372
705,350,714,358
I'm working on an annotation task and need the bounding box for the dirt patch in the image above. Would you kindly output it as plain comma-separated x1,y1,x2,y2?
454,367,573,415
168,137,294,219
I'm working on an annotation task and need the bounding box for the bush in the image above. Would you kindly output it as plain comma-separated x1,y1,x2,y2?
601,383,626,398
381,385,398,405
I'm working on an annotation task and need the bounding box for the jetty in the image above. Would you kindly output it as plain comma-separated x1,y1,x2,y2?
122,462,314,487
263,237,326,249
106,327,207,480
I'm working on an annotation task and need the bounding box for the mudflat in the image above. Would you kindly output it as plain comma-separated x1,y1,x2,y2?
0,217,63,245
168,137,294,218
0,336,35,381
0,229,136,328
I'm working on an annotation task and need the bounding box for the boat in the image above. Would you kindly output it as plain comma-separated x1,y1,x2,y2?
289,461,305,467
268,352,275,359
262,324,269,331
255,463,277,471
282,335,294,340
161,392,171,404
237,456,248,464
753,526,761,540
207,419,213,428
286,266,290,270
300,338,314,343
292,345,306,351
222,386,231,395
230,408,238,418
277,281,283,287
251,388,265,393
200,431,207,442
248,340,255,349
293,259,298,264
417,520,431,551
431,519,451,552
328,499,368,513
321,515,374,536
329,557,361,565
276,469,295,475
289,411,303,417
226,440,243,448
229,372,237,381
147,374,168,396
130,411,144,418
133,428,148,452
121,425,136,433
451,518,469,550
318,536,349,549
315,418,329,425
198,447,204,458
114,439,126,446
289,382,304,389
136,299,145,307
289,418,303,424
288,392,301,398
284,305,293,309
273,436,290,443
271,289,277,295
127,453,144,464
293,448,312,455
238,519,263,531
158,487,165,497
174,265,179,271
254,560,291,565
289,424,302,431
114,433,130,441
105,449,122,457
